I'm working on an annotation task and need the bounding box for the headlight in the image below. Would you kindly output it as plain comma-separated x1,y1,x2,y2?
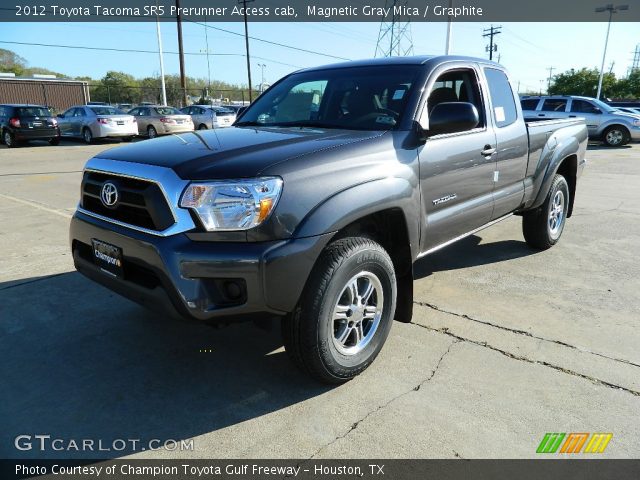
180,177,283,231
633,119,640,127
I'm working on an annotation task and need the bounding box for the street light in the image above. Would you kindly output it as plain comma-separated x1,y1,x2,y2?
257,63,266,92
595,4,629,100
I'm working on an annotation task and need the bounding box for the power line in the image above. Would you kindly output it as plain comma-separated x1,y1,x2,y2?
0,40,302,68
374,0,414,57
189,21,351,61
482,25,501,61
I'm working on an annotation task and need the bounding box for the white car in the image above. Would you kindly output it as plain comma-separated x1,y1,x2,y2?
180,105,237,130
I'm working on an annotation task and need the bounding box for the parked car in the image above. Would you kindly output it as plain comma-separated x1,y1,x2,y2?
614,106,640,115
70,55,587,383
180,105,236,129
57,105,137,144
0,103,60,147
117,103,133,111
127,105,194,138
606,101,640,109
520,95,640,147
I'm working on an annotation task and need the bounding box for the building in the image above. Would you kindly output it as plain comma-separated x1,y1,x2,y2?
0,75,90,112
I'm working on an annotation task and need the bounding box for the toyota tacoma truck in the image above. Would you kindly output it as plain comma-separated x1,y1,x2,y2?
70,56,587,383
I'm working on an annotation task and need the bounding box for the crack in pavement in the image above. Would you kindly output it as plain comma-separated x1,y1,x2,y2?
414,300,640,369
409,321,640,397
297,339,460,466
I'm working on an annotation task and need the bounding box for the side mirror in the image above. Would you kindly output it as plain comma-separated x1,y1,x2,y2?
422,102,480,136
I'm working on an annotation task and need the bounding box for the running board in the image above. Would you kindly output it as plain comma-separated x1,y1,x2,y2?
417,213,514,259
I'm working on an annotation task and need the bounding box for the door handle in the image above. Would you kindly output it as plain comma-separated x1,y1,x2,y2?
569,115,576,118
538,113,546,117
481,145,496,157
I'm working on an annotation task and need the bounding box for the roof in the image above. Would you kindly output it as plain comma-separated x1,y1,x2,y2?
296,55,504,73
0,76,88,84
0,103,48,107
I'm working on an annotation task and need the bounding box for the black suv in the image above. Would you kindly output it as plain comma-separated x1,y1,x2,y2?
0,104,61,147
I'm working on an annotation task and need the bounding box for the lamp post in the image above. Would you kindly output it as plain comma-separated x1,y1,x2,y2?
155,1,167,106
257,63,266,92
595,4,629,100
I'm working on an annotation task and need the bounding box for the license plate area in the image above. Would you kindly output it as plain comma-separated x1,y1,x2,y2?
91,239,123,277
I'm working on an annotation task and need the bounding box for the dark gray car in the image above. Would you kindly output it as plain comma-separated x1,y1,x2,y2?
71,56,587,383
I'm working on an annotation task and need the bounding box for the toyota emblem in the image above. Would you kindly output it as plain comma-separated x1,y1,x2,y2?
100,182,119,208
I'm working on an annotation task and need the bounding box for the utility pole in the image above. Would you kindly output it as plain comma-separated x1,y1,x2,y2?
155,1,167,106
239,0,255,102
483,25,502,61
257,63,266,93
175,0,188,107
445,0,453,54
595,4,629,100
203,14,211,93
546,66,555,94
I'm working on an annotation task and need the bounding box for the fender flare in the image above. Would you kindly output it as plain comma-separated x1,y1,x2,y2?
529,136,579,211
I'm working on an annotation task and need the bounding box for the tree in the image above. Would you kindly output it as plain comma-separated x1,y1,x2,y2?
92,71,138,104
0,48,28,76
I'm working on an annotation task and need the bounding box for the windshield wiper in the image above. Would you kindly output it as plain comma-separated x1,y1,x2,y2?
264,121,342,129
234,120,264,126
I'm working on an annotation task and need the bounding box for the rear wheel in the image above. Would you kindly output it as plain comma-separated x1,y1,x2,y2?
82,128,93,144
602,125,630,147
147,126,158,139
282,237,397,384
48,137,60,146
3,129,17,148
522,174,569,250
198,124,207,130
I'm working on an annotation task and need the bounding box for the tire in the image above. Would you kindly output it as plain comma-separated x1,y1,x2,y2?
522,174,570,250
3,129,17,148
121,136,133,142
82,128,93,144
602,125,630,147
147,126,158,139
48,137,60,146
282,237,397,384
198,124,207,130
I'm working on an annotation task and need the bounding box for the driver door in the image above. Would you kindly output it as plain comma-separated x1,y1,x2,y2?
417,66,497,252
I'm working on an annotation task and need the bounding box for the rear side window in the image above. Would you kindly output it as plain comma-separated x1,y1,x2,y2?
484,68,517,127
520,99,540,111
541,99,568,112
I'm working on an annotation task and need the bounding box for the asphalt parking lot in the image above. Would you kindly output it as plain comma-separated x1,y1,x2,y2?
1,138,639,460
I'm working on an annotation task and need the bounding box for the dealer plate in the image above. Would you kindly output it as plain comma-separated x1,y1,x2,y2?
91,239,123,277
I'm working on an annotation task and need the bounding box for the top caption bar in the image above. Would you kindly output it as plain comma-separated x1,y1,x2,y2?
3,0,640,22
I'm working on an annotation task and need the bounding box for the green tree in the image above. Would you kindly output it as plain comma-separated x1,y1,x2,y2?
92,71,139,104
0,48,27,76
549,67,617,98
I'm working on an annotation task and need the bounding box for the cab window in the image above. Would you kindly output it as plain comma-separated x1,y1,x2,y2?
570,100,601,114
484,68,518,127
541,99,568,112
428,68,486,129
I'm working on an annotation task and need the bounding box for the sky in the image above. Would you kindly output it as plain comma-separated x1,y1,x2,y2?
1,20,639,95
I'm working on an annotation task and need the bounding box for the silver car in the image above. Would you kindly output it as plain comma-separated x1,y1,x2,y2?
57,105,137,144
180,105,237,130
128,105,194,138
521,95,640,147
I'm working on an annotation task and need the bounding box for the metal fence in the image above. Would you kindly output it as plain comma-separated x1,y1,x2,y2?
0,78,89,112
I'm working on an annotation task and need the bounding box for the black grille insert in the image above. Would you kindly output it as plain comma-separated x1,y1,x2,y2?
81,171,174,231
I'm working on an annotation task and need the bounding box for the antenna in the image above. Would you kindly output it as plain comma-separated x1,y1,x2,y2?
374,1,414,57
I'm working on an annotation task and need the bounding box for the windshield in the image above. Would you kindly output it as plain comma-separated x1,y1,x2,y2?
155,107,181,115
90,106,126,115
237,65,421,130
16,107,51,117
589,98,617,113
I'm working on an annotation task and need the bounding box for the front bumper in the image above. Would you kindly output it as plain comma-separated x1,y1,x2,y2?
630,125,640,141
70,212,331,322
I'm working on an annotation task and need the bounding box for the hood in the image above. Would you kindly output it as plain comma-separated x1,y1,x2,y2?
96,126,385,180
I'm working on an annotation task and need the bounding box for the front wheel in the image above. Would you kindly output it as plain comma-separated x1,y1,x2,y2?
602,126,630,147
48,137,60,146
282,237,397,384
522,174,570,250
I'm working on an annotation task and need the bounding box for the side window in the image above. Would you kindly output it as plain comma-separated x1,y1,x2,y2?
570,100,600,114
74,108,86,117
541,99,568,112
484,68,518,127
129,108,139,116
520,98,540,111
428,68,486,129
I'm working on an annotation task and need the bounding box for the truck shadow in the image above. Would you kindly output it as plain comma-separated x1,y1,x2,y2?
0,272,330,459
413,235,537,279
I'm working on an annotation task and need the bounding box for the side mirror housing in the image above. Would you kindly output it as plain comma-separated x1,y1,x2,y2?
421,102,480,136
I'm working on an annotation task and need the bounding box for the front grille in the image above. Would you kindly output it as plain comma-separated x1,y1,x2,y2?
81,171,175,231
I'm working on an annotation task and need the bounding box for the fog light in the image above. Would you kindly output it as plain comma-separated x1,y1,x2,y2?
224,281,243,300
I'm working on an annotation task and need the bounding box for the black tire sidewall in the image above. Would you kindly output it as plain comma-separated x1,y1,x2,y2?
4,130,14,147
603,126,628,147
312,244,396,378
148,126,157,138
83,128,92,144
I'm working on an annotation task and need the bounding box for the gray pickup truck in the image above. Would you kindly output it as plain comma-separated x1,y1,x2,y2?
70,56,587,383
